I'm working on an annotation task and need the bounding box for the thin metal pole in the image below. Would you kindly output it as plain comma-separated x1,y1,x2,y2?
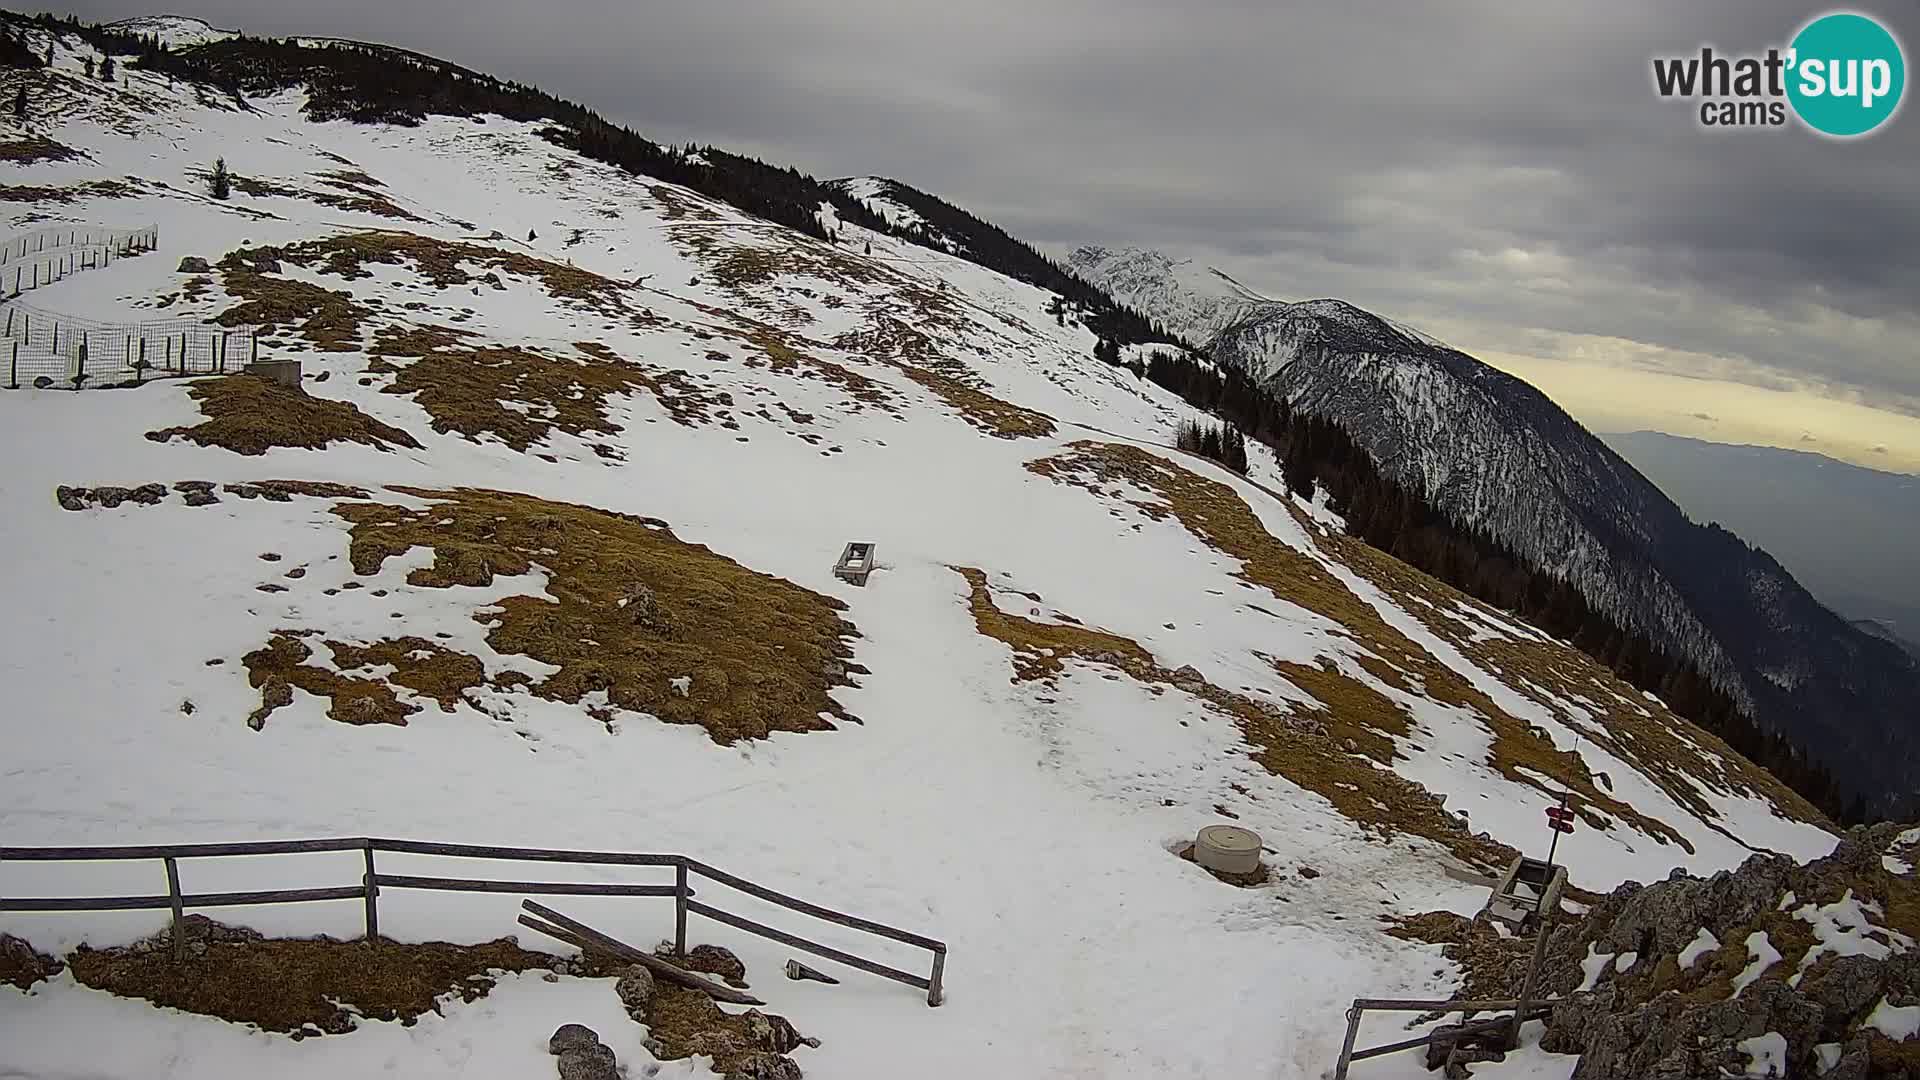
164,857,186,962
362,842,379,942
674,862,688,956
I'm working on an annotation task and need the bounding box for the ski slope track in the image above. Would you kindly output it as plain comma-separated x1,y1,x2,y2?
0,23,1847,1080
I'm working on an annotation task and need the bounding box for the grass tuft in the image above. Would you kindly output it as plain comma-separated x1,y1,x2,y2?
146,375,422,456
333,487,861,743
65,917,550,1035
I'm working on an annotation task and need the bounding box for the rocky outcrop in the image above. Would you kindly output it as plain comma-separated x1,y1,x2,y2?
1527,824,1920,1079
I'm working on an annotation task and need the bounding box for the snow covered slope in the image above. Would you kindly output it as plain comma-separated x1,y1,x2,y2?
0,23,1843,1080
1070,244,1920,820
101,14,238,48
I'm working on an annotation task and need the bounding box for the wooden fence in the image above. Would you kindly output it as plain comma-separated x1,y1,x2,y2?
0,836,947,1006
2,300,261,390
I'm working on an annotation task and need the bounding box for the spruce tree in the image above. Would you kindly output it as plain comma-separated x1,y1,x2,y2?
209,157,231,200
99,55,114,81
12,86,25,121
83,54,93,78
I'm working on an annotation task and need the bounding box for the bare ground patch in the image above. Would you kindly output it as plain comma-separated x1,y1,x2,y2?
227,173,421,222
954,564,1513,870
0,136,81,163
145,375,422,456
1022,442,1698,856
366,325,679,453
66,916,550,1035
333,487,861,743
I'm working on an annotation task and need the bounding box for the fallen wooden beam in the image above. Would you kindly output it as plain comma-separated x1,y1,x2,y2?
519,900,765,1006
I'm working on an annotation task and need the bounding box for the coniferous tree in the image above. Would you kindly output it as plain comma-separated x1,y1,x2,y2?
12,86,25,121
99,54,114,80
209,157,231,200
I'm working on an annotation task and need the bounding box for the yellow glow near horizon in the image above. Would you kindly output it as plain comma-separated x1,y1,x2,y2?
1473,352,1920,475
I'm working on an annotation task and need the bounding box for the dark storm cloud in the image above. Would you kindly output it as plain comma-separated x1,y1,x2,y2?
59,0,1920,410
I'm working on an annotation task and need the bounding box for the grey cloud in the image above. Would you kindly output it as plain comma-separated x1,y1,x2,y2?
59,0,1920,410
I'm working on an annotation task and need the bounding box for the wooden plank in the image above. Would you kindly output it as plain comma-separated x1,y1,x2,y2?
377,874,680,898
686,899,930,991
520,900,765,1006
681,859,945,953
371,838,681,867
0,885,364,912
0,838,368,861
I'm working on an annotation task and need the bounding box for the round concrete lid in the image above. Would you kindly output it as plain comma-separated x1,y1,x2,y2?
1197,824,1262,853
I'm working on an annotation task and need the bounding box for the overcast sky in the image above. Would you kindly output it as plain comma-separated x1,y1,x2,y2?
62,0,1920,470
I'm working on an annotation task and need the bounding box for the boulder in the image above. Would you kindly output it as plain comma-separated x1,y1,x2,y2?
548,1023,601,1055
92,486,131,508
130,483,168,505
555,1044,618,1080
176,256,211,273
183,490,220,507
723,1052,804,1080
55,486,89,511
687,943,748,986
615,963,655,1016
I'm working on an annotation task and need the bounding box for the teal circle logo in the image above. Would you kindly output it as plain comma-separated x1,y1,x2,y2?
1787,12,1905,136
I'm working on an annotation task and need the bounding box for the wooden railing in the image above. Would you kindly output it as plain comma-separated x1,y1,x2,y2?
0,836,947,1005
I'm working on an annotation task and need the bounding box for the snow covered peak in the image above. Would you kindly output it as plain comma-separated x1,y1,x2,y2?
102,14,239,47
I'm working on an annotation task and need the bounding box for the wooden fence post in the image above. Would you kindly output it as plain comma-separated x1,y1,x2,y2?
8,341,17,390
928,948,946,1006
674,862,688,956
251,333,259,364
164,857,186,963
362,842,379,943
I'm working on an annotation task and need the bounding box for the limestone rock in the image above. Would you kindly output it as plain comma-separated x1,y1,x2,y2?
615,963,656,1016
548,1023,601,1055
176,256,211,273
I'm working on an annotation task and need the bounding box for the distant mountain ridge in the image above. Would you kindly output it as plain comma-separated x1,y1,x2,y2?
1071,245,1920,817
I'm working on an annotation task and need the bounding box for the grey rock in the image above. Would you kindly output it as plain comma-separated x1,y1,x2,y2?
722,1052,804,1080
742,1010,811,1054
687,943,747,985
130,483,168,505
173,480,216,493
176,256,211,273
615,963,656,1016
548,1023,601,1055
55,486,89,511
183,490,220,507
92,486,131,508
556,1044,618,1080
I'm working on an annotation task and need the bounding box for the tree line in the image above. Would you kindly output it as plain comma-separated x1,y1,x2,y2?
1132,345,1860,823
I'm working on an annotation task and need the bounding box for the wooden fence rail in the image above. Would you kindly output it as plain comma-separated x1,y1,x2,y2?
0,836,947,1005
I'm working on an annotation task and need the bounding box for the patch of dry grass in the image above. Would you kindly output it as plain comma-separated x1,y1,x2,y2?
1327,533,1828,829
327,637,489,712
0,178,134,202
145,375,422,456
367,326,663,453
953,564,1514,869
0,136,80,163
216,247,371,352
837,316,1055,438
243,632,418,729
228,174,421,222
267,231,627,313
0,934,64,991
335,487,861,743
66,916,550,1035
1023,441,1696,856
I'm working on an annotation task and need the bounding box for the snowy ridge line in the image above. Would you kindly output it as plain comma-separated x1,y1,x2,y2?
1,834,949,1002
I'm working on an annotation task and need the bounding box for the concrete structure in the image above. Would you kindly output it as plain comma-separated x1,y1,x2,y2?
1194,824,1262,875
833,542,876,586
243,358,303,391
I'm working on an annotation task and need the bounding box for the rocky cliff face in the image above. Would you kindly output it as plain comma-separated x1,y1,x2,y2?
1069,245,1920,817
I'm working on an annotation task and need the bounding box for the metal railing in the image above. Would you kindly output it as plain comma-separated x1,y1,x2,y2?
0,836,947,1006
